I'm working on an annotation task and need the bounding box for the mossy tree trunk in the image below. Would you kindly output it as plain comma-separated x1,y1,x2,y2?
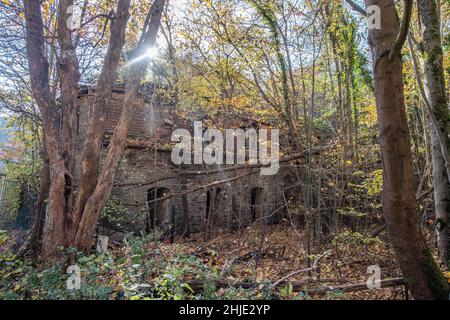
417,0,450,270
363,0,448,299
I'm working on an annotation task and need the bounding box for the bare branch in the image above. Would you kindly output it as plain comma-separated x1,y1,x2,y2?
389,0,413,59
344,0,367,16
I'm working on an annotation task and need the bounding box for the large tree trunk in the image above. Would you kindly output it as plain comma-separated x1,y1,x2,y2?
417,0,450,270
74,0,166,252
24,0,70,258
24,0,165,257
364,0,448,299
71,0,131,242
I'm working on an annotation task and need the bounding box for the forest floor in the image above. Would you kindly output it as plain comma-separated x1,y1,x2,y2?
148,223,406,300
1,222,435,300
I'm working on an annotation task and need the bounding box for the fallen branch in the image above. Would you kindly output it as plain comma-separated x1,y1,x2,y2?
114,145,333,187
344,0,366,16
146,170,259,205
185,277,340,292
180,146,332,176
271,250,331,288
184,277,404,294
308,277,405,294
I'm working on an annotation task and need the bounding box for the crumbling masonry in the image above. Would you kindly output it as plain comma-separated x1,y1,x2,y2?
73,85,285,239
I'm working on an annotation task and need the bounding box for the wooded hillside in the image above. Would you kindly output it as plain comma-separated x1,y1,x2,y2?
0,0,449,301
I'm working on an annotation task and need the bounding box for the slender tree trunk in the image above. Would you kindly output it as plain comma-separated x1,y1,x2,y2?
250,0,300,151
58,0,80,175
28,138,49,258
364,0,448,299
417,0,450,270
71,0,131,241
181,176,191,238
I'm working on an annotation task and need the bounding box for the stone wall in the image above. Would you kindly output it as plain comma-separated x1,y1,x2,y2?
73,87,286,238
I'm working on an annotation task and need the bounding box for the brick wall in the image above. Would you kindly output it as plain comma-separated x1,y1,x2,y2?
73,87,286,238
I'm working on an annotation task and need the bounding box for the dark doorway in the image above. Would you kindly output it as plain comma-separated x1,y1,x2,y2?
205,188,224,239
205,188,223,223
146,187,170,233
250,187,263,222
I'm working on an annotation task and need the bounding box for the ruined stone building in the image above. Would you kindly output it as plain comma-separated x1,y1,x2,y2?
74,84,285,238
